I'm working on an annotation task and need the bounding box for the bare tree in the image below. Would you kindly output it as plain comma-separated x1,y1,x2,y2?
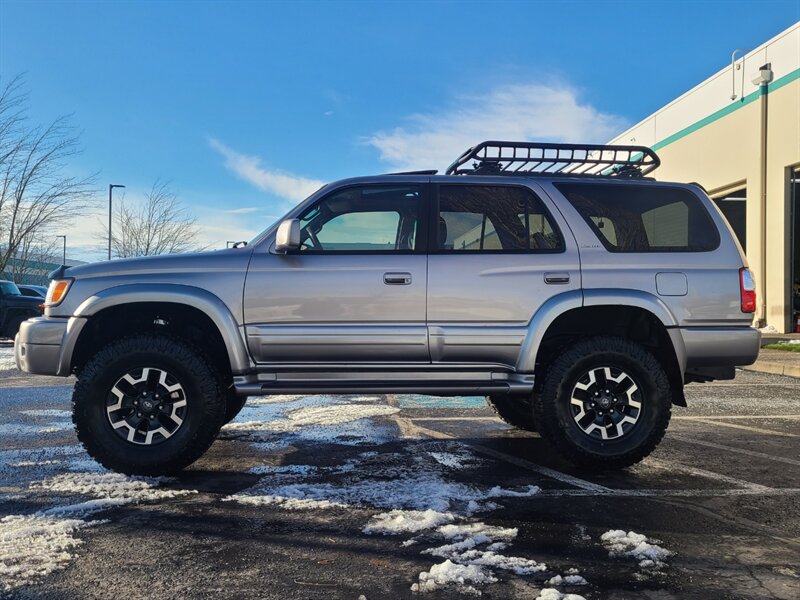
107,180,201,258
0,75,97,275
6,233,58,284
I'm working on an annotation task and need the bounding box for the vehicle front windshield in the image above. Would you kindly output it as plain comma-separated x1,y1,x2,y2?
0,281,21,296
248,184,328,246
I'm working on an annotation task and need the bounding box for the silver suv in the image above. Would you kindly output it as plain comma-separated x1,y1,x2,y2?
14,141,760,475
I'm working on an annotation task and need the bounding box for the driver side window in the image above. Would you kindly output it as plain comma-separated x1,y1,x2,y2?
298,185,422,253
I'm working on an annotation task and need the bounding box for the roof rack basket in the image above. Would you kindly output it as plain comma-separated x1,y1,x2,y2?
446,141,660,178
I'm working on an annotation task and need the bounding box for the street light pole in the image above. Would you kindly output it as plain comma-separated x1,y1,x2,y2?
56,235,66,266
108,184,125,260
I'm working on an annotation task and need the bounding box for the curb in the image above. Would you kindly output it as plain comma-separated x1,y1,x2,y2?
742,362,800,379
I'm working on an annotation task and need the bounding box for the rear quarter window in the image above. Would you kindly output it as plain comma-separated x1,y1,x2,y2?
555,183,720,252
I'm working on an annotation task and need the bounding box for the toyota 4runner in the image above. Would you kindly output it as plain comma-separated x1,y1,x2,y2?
14,141,761,475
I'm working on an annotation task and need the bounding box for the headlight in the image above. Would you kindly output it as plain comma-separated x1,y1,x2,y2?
45,279,73,307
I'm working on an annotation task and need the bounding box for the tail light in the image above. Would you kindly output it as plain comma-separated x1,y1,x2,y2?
739,268,756,313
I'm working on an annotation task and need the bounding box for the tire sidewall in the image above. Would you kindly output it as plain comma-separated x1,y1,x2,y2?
74,336,222,473
541,338,671,464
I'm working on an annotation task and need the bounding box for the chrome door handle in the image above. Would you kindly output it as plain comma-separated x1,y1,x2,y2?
384,272,412,285
544,272,570,284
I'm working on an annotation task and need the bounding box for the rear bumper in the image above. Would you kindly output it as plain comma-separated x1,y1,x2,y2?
14,316,83,376
679,326,761,368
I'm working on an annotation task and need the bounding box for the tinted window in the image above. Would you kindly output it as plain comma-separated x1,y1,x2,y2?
0,281,21,296
437,185,563,252
298,186,421,252
556,183,719,252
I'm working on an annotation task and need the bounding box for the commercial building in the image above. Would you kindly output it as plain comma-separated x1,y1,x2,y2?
609,22,800,332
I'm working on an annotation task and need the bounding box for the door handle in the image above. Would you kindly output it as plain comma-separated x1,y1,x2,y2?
544,272,570,284
384,272,412,285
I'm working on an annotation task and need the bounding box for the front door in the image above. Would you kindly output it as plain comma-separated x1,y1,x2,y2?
426,182,580,367
243,184,429,364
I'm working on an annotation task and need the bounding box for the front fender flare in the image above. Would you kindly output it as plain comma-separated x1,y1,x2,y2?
70,283,252,374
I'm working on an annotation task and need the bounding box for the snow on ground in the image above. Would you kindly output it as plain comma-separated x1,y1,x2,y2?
600,529,673,569
535,590,587,600
0,346,17,372
220,394,399,449
411,560,497,595
222,394,570,595
363,509,456,535
1,471,197,594
0,513,100,594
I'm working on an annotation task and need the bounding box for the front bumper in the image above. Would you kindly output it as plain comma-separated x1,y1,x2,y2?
14,316,83,376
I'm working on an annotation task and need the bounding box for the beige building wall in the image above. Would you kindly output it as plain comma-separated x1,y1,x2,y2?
610,23,800,332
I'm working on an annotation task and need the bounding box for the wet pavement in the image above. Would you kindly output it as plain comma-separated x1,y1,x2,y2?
1,343,799,599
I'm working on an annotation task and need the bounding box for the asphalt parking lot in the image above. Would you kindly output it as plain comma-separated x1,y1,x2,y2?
1,342,799,600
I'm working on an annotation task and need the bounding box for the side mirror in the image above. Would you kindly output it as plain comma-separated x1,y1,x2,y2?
275,219,301,252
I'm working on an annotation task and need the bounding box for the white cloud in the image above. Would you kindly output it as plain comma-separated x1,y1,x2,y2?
224,207,260,214
366,82,629,171
209,138,324,202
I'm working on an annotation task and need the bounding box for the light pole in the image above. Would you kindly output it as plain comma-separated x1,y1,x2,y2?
55,235,66,266
108,184,125,260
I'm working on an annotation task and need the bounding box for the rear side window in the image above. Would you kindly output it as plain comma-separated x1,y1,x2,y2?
437,185,564,252
556,183,719,252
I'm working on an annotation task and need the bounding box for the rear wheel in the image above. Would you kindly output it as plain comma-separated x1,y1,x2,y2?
485,395,538,432
72,334,226,476
534,336,671,470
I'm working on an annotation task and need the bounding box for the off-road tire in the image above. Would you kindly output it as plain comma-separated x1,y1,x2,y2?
534,336,671,470
72,334,226,476
486,395,538,432
223,388,247,424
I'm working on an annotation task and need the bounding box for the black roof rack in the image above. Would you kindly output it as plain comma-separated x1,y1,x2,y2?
445,141,660,178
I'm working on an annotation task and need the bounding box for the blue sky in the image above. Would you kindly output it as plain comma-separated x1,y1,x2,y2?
1,0,798,259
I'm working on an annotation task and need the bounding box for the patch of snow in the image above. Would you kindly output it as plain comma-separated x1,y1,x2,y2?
536,590,587,600
428,451,472,470
249,464,318,476
0,513,99,594
0,347,17,371
224,402,398,435
244,394,305,406
364,509,455,535
600,529,673,569
223,494,346,510
486,485,540,498
450,549,547,575
31,472,196,503
20,410,72,418
411,560,496,595
9,460,62,468
758,324,778,333
547,574,588,586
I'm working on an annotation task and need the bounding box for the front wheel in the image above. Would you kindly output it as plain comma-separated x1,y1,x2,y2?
534,336,671,470
72,334,226,476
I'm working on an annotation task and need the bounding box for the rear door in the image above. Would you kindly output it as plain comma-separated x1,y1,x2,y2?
243,183,430,364
426,181,580,367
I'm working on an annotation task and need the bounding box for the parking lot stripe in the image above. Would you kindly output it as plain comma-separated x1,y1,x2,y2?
535,487,800,498
395,415,613,493
647,458,772,491
674,415,800,420
678,419,799,437
670,435,800,467
409,417,500,421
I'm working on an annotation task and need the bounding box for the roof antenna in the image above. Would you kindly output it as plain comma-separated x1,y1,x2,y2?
730,49,748,101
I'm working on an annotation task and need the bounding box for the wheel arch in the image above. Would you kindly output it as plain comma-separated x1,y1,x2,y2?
68,284,252,376
518,289,686,406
